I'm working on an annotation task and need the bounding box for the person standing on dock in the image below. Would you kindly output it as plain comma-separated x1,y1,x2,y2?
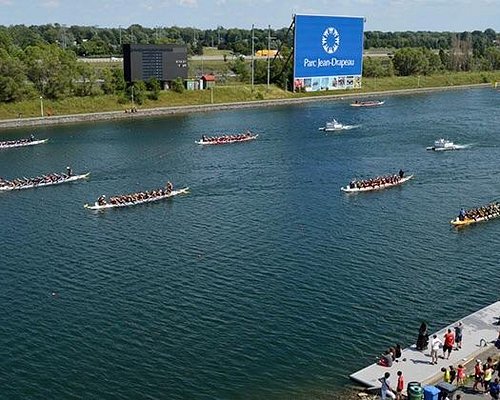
489,377,500,400
443,329,455,360
396,371,404,400
379,372,396,400
454,322,463,350
430,334,442,364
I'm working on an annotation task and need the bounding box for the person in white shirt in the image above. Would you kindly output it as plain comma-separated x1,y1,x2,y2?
380,372,396,400
430,334,443,365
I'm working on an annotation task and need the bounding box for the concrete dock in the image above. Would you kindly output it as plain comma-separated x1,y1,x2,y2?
350,301,500,389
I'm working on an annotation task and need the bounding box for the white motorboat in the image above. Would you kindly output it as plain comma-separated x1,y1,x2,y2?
319,119,344,131
426,138,464,151
319,119,359,132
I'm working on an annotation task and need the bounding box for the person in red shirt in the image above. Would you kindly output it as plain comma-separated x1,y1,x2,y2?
396,371,404,400
443,328,455,359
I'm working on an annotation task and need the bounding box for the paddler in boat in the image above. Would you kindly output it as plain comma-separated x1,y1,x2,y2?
398,169,404,179
97,195,106,206
349,180,356,189
458,208,466,221
202,135,208,142
29,133,35,141
166,181,173,193
66,166,72,177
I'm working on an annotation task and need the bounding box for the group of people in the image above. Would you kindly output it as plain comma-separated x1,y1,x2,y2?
349,170,405,189
380,357,500,400
457,202,500,221
379,371,405,400
0,134,36,148
200,132,254,144
378,344,403,367
0,167,73,189
439,357,500,398
380,322,500,400
96,181,174,206
428,324,463,364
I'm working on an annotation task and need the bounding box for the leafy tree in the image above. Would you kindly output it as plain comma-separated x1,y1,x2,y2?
23,44,77,99
111,67,126,92
392,47,430,76
363,57,388,77
171,77,184,93
484,47,500,70
74,62,98,96
230,57,249,82
146,77,161,99
0,48,31,102
100,67,116,95
128,81,146,105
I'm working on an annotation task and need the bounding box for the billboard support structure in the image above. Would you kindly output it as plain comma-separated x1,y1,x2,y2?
293,14,364,92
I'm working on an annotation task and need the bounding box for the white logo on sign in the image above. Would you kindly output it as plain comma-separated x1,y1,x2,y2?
321,27,340,54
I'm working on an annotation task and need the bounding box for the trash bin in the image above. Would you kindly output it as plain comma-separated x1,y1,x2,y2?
423,385,440,400
436,381,458,400
408,382,424,400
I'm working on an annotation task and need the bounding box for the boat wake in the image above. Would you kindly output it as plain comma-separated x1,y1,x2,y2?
341,124,361,131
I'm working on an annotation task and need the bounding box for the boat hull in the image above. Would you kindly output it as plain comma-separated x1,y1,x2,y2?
350,101,384,107
195,135,258,145
0,172,90,191
341,175,413,193
0,139,48,149
450,214,499,227
84,187,189,210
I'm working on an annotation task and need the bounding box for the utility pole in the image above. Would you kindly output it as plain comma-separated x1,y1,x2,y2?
251,24,254,91
267,25,271,89
39,96,44,117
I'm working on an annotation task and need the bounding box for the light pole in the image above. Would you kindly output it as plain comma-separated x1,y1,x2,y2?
40,96,44,117
251,24,254,92
266,25,276,90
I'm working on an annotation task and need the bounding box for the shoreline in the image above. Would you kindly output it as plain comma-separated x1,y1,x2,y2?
0,83,492,131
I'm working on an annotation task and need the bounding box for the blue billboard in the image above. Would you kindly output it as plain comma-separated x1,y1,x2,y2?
293,14,364,92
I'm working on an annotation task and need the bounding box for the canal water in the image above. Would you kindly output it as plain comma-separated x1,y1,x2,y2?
1,88,500,399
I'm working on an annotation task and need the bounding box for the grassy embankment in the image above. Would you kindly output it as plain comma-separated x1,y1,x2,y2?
1,70,499,121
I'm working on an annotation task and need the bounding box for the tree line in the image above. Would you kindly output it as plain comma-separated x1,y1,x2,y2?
1,24,498,57
0,24,499,104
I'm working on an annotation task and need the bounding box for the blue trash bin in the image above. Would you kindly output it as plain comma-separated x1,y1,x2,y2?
423,385,440,400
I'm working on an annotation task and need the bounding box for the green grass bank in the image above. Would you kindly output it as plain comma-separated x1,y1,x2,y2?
0,71,499,121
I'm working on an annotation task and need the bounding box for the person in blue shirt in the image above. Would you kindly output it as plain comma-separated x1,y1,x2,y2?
489,377,500,400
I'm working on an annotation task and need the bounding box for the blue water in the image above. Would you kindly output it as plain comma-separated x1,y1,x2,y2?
1,88,500,399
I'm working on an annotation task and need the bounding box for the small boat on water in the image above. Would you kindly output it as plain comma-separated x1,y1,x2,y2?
426,138,466,151
350,100,385,107
0,137,48,149
319,119,359,132
319,119,344,131
84,186,189,210
196,133,258,145
0,171,90,191
450,202,500,227
341,173,413,193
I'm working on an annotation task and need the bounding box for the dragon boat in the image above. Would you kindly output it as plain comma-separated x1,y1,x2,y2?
0,172,90,191
0,138,48,149
450,203,500,227
350,100,385,107
84,187,189,210
195,133,258,145
341,175,413,193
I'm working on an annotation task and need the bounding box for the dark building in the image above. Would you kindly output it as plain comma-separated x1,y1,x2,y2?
123,44,188,86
